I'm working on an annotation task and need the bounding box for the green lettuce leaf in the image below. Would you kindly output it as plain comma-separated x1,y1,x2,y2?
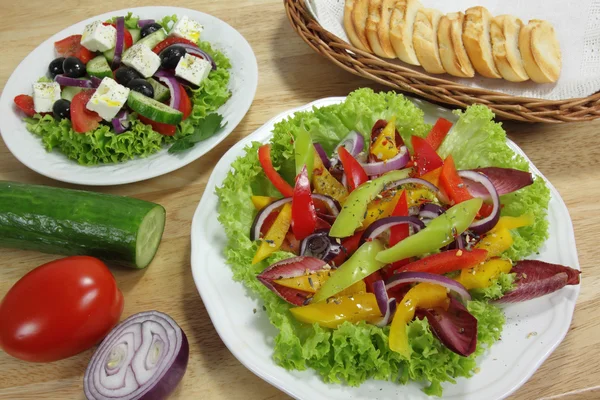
470,272,516,301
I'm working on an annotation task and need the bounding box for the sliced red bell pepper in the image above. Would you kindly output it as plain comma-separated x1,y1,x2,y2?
420,166,442,187
363,270,384,294
411,136,444,177
338,146,368,191
381,190,410,280
479,202,495,218
291,165,317,241
258,144,295,197
397,249,489,275
425,118,453,150
330,231,362,267
439,155,473,205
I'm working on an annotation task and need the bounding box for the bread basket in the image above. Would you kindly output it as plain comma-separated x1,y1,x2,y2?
284,0,600,123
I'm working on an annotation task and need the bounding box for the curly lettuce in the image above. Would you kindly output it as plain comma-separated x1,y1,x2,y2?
25,14,231,165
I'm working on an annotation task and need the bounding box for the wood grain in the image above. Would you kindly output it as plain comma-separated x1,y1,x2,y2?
0,1,598,399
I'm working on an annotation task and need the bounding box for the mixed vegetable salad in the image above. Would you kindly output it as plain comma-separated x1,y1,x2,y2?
216,89,580,396
13,13,230,165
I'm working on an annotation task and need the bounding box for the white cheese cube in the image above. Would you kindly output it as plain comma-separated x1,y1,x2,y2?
80,21,117,52
122,43,161,78
86,77,130,121
170,16,204,43
175,54,211,86
33,82,61,113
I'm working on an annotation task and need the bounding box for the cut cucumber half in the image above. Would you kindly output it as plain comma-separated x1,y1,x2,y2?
61,86,83,101
135,206,166,269
147,78,170,102
127,91,183,124
103,48,116,63
130,28,141,43
87,55,113,79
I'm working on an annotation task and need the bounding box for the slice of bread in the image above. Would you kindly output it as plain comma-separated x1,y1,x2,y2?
438,12,475,77
366,0,395,57
390,0,423,65
377,0,398,58
345,0,371,52
490,15,529,82
519,19,561,83
352,0,374,52
463,6,501,78
413,8,445,74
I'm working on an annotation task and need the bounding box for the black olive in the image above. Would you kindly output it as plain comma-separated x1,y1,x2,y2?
48,57,66,79
140,23,163,38
159,46,187,69
114,67,142,86
62,57,86,78
52,99,71,120
127,79,154,98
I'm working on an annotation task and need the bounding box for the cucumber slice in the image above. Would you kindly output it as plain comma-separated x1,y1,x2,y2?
87,55,113,79
130,28,141,43
103,48,116,63
147,78,170,102
127,91,183,124
61,86,83,101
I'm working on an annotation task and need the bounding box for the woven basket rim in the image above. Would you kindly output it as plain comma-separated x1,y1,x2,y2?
284,0,600,123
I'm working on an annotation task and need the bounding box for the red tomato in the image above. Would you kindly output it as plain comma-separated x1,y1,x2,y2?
54,35,93,64
178,84,192,120
13,95,36,117
71,90,102,133
152,37,198,54
138,115,177,136
0,256,124,362
102,23,133,49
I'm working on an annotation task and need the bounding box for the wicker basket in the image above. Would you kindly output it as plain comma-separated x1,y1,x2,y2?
284,0,600,123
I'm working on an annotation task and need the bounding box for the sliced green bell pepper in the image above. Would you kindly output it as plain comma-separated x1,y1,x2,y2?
312,239,385,303
329,169,410,238
294,129,314,180
375,197,483,264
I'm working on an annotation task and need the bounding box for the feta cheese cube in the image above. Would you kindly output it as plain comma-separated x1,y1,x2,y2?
32,82,61,113
80,21,117,52
175,54,211,86
122,43,161,78
86,77,130,121
170,16,204,43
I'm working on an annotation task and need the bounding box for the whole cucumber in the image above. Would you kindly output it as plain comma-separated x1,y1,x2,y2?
0,181,165,269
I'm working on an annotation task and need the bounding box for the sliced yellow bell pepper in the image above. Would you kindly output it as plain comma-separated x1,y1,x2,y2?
389,283,449,358
370,117,398,160
421,166,442,187
338,279,367,296
361,190,403,229
493,213,534,232
251,195,276,210
405,188,437,207
289,293,381,328
252,203,292,265
457,258,513,290
312,151,348,203
274,271,367,295
475,228,513,258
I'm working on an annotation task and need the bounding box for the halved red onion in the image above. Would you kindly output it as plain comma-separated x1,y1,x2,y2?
137,19,155,28
335,130,365,157
465,167,534,198
385,177,440,194
311,194,340,217
162,44,216,70
83,311,188,400
111,109,129,134
112,16,125,69
385,272,471,303
154,71,181,109
361,216,425,242
458,171,500,234
360,146,410,176
55,75,96,88
313,143,331,169
299,231,341,263
250,197,292,241
419,203,444,220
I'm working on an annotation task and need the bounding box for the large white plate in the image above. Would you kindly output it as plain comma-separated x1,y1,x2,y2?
0,6,257,186
191,97,580,400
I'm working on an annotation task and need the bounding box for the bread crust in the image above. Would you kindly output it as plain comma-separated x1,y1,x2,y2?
352,0,374,52
463,6,501,78
438,12,475,77
377,0,398,58
390,0,422,65
366,0,396,57
413,8,445,74
490,15,529,82
519,19,561,83
345,0,371,52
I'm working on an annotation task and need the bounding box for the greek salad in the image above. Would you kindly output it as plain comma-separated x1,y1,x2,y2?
216,89,580,396
13,13,230,165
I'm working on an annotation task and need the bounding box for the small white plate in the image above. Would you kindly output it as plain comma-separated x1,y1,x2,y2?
191,97,580,400
0,6,257,186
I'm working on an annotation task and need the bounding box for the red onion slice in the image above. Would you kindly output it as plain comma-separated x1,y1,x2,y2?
84,311,188,400
249,197,292,241
111,109,129,134
385,271,471,303
360,146,410,176
154,71,182,109
361,216,425,242
335,130,365,157
299,231,341,263
112,16,125,69
372,280,397,327
385,177,440,193
458,171,500,234
313,143,331,169
55,75,96,88
419,203,445,220
137,19,155,28
311,194,340,217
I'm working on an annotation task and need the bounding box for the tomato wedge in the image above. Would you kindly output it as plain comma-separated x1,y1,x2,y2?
54,35,93,64
13,95,36,117
102,23,133,49
291,166,317,241
411,136,444,176
71,90,102,133
138,115,177,136
338,146,368,191
439,155,473,205
178,84,192,120
153,37,199,54
258,145,295,197
425,118,453,150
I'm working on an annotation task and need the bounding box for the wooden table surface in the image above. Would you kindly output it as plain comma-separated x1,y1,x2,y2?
1,1,599,399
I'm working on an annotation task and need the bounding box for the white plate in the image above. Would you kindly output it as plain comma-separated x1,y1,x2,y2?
191,97,580,400
0,6,257,186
